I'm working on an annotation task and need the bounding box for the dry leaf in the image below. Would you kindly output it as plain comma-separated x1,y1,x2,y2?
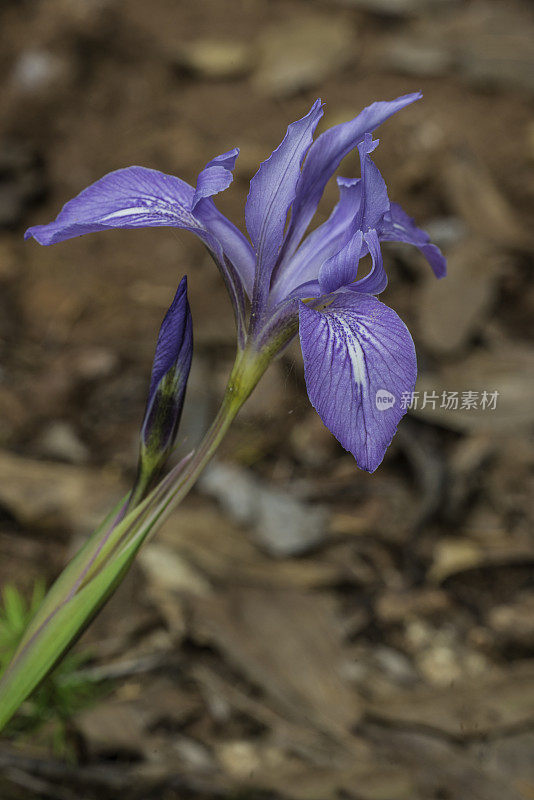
190,587,362,738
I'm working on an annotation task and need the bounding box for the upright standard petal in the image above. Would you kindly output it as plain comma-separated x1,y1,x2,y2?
270,177,362,304
355,135,390,231
349,229,388,295
318,230,363,294
299,292,416,472
284,93,421,258
317,227,388,298
245,100,324,294
379,202,446,278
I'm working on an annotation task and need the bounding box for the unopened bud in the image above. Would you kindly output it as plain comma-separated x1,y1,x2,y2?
139,275,193,478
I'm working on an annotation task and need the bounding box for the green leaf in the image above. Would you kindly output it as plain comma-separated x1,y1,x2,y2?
17,497,127,648
0,495,154,732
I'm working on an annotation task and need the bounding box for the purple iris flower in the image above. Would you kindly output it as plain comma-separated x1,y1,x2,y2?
26,92,445,472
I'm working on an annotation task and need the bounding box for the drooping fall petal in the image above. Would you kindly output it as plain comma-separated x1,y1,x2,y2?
379,201,447,278
299,292,416,472
25,164,256,298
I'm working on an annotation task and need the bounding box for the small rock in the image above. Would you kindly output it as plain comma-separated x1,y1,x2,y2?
373,645,420,687
418,644,488,687
76,702,146,757
10,50,70,95
174,39,253,80
217,740,262,780
256,486,327,558
254,15,356,98
35,420,89,464
74,347,118,381
404,619,488,686
199,461,328,557
216,740,286,781
174,736,215,771
76,701,149,756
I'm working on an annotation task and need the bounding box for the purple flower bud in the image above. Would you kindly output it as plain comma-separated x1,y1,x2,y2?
140,276,193,465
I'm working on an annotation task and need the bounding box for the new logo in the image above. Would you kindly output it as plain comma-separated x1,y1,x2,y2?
375,389,396,411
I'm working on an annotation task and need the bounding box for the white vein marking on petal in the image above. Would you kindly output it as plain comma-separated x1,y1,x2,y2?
100,207,152,220
100,196,200,228
336,317,366,389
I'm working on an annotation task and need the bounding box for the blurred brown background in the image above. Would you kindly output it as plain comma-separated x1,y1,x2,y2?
0,0,534,798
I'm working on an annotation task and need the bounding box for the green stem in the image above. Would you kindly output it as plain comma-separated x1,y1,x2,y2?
79,342,270,585
125,343,269,538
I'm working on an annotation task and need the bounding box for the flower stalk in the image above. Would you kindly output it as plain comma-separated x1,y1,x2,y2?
142,341,271,527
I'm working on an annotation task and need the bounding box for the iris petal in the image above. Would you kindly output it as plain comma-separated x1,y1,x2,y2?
25,166,199,243
245,99,323,302
356,135,390,230
349,229,388,295
192,148,240,209
379,202,446,278
299,292,416,472
318,230,363,294
271,177,362,304
24,164,256,301
284,93,422,259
